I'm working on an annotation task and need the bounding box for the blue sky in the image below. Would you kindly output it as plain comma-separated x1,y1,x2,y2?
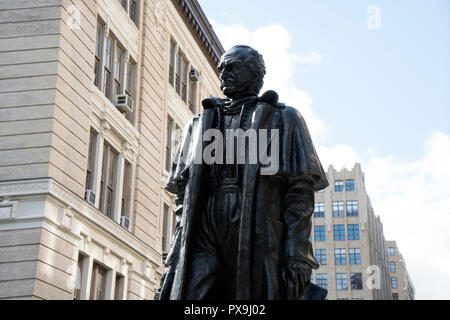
199,0,449,161
198,0,450,299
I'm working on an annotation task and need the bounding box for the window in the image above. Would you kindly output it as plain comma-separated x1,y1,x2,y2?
125,57,137,122
316,273,328,290
74,254,84,300
103,34,126,104
165,116,174,172
175,51,182,94
351,273,363,290
314,202,325,218
334,248,346,265
94,19,137,125
349,248,361,265
99,143,118,218
129,0,138,26
334,224,345,240
103,35,113,100
346,200,358,216
348,224,360,240
121,161,132,218
162,203,175,254
392,293,399,300
391,277,398,289
85,130,97,191
175,51,188,100
90,263,107,300
336,273,348,290
182,57,188,103
346,179,355,191
389,247,395,256
315,249,327,265
114,274,124,300
94,20,104,88
113,44,125,99
390,261,396,273
334,180,344,192
332,201,344,217
314,225,326,241
169,41,176,86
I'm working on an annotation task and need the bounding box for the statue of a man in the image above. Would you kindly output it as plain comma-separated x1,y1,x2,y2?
156,45,329,300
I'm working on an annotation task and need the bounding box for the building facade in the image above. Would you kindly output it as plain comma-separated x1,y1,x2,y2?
386,240,415,300
0,0,223,300
311,164,394,300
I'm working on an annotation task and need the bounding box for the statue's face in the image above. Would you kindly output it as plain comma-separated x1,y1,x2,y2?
218,48,254,99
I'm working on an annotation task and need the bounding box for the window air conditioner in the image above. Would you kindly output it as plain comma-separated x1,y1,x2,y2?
84,189,96,205
189,68,200,81
120,216,130,230
115,94,134,113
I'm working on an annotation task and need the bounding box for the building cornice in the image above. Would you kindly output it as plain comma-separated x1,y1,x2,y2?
0,178,162,268
171,0,225,72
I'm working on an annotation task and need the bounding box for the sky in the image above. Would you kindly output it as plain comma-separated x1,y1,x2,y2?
197,0,450,299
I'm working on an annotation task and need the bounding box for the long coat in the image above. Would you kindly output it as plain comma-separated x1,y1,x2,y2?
156,96,328,300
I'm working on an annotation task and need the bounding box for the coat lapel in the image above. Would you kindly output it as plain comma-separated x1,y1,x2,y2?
236,101,281,299
171,108,216,299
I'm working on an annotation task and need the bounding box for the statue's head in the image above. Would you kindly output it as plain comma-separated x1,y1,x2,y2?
218,45,266,100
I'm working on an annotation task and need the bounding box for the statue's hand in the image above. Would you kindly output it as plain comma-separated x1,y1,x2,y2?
281,260,311,300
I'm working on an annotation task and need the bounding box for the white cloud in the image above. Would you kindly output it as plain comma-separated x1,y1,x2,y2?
365,131,450,299
317,143,362,170
211,21,450,299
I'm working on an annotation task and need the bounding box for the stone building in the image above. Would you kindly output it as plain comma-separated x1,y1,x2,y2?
386,240,415,300
0,0,223,300
311,164,394,300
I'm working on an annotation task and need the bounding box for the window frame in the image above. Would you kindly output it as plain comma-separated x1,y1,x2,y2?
351,273,363,290
349,248,361,265
314,202,325,218
316,273,328,290
99,142,118,219
314,225,326,241
315,249,327,265
334,248,347,265
390,261,397,273
348,224,360,240
336,273,348,291
332,201,344,217
345,179,355,191
333,224,345,240
346,200,358,216
85,129,97,191
121,160,132,218
90,262,107,300
334,180,344,192
391,277,398,289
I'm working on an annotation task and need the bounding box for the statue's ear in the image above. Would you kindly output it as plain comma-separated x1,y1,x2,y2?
202,97,226,110
259,90,279,107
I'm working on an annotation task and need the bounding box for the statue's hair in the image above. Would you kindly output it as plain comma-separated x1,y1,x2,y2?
227,45,266,95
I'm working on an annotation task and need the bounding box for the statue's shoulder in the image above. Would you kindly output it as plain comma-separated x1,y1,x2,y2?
201,96,227,110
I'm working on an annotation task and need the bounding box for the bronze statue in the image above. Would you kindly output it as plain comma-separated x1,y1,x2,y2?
155,45,329,300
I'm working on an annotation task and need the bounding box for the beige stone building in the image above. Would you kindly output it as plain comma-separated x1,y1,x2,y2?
311,164,395,300
386,240,415,300
0,0,223,300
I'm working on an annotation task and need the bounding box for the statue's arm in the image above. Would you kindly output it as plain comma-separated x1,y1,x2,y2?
282,175,319,299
